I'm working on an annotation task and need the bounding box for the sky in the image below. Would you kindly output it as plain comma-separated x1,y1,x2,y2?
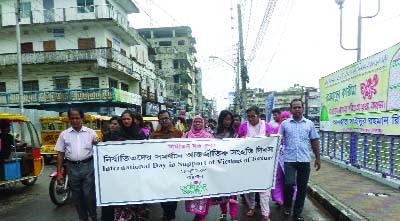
129,0,400,110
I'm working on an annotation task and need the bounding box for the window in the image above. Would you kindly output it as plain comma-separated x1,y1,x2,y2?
120,48,126,56
178,40,185,46
43,40,56,51
78,38,95,49
106,39,112,48
159,41,172,46
81,77,99,89
23,80,39,91
20,2,31,18
155,60,162,69
173,60,179,69
53,76,69,90
173,60,185,69
77,0,94,13
109,78,118,89
0,82,6,92
21,42,33,53
121,83,129,92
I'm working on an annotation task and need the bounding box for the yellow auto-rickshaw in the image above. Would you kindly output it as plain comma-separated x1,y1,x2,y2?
39,114,110,164
0,113,44,187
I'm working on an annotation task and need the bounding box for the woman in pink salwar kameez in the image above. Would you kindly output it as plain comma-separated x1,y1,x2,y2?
183,115,214,221
270,111,295,206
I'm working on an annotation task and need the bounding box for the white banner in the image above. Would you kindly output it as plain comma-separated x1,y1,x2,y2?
94,136,281,206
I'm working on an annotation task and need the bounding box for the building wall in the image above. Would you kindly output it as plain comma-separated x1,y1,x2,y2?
0,67,140,93
0,24,135,54
1,0,130,26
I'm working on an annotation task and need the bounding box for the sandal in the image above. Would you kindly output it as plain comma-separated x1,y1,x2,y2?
246,209,255,217
294,215,305,221
262,216,272,221
219,213,227,221
193,215,202,221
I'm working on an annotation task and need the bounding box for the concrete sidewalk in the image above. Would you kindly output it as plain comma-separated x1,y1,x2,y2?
308,158,400,221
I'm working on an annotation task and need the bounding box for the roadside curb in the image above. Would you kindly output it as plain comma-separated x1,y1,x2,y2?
307,183,368,221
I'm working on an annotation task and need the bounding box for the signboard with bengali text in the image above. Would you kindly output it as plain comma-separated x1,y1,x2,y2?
320,42,400,135
94,136,280,206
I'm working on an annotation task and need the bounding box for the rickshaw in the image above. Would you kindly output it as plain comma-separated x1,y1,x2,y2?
40,114,110,164
0,113,44,187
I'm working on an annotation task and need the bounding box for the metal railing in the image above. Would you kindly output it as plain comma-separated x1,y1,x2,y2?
0,88,114,105
0,48,150,79
2,5,129,30
320,131,400,180
0,48,107,65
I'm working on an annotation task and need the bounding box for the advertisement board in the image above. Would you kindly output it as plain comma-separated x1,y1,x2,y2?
320,42,400,135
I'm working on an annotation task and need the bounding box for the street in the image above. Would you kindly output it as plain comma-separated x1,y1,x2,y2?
0,165,333,221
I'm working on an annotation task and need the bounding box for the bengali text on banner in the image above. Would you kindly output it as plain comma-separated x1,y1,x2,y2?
94,136,280,206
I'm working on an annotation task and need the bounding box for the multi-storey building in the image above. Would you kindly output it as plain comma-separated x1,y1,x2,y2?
194,67,203,115
137,26,197,118
0,0,165,115
245,88,267,114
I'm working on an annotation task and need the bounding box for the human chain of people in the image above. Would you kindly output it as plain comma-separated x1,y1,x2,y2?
37,98,319,221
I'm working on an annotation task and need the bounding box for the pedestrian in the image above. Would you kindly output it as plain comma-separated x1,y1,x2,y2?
143,121,154,135
132,112,151,138
173,117,186,133
279,99,321,221
232,114,242,135
270,111,292,206
237,106,272,221
55,107,99,221
101,116,124,220
205,118,217,134
182,115,214,221
268,109,281,134
102,116,123,142
150,110,183,221
120,110,146,140
214,110,239,221
110,110,148,221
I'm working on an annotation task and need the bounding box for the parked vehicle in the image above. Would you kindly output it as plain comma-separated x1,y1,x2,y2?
49,165,70,206
40,114,110,164
0,113,44,188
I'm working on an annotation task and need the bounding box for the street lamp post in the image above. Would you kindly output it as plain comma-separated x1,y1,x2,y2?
209,56,240,113
335,0,380,62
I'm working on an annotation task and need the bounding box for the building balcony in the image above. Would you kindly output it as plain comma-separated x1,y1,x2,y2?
178,68,194,82
1,5,129,30
179,83,193,94
0,88,142,107
0,48,154,80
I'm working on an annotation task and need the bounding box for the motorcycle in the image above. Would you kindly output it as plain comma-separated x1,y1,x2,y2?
49,168,71,206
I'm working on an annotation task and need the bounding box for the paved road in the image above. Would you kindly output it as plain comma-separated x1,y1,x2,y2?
0,165,333,221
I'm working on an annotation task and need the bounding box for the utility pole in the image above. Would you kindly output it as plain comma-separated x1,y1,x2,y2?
237,4,248,112
16,0,24,114
235,47,240,114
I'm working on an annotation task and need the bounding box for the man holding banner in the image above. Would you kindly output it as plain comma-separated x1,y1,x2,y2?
279,99,321,221
150,110,183,221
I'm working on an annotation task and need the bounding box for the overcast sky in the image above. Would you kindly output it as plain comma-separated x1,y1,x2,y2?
129,0,400,110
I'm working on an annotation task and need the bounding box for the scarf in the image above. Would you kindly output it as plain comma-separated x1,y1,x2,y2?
246,119,266,137
186,115,214,138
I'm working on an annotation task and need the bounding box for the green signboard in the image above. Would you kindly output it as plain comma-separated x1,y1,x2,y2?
320,42,400,135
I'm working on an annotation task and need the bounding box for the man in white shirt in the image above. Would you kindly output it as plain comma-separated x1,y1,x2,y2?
56,107,99,221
